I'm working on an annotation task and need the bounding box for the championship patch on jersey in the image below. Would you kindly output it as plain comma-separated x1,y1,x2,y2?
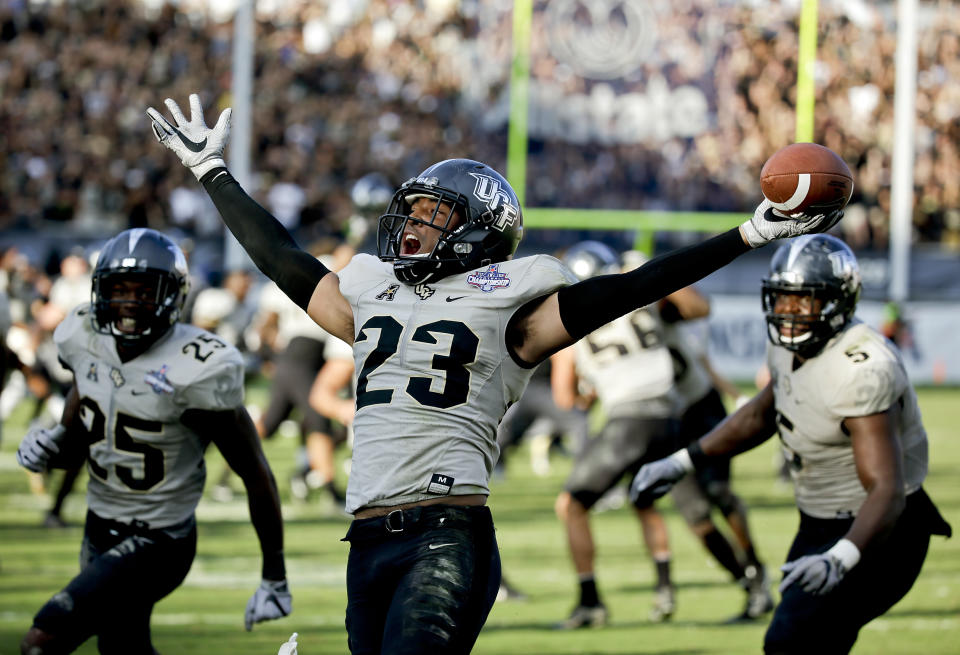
466,264,510,293
427,473,454,495
144,365,174,394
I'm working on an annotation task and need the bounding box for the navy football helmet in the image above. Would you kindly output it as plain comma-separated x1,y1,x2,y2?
761,234,861,356
92,229,190,348
377,159,523,284
562,241,621,281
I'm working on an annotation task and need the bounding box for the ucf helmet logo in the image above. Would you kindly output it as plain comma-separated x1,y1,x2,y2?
468,172,519,232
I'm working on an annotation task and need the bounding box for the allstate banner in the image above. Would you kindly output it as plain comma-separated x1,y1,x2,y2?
706,297,958,385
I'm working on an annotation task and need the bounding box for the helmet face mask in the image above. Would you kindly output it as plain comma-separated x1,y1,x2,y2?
92,229,189,350
377,159,523,284
761,234,861,357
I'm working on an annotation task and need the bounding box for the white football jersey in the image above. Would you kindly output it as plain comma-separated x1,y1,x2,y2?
662,320,714,413
768,319,928,519
258,281,332,347
55,304,245,528
573,305,677,418
338,254,577,513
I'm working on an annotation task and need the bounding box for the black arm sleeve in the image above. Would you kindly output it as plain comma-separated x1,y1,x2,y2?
200,167,329,311
557,227,749,341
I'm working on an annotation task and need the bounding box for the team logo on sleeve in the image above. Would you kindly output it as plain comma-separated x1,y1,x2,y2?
144,365,174,394
375,284,400,301
466,264,511,293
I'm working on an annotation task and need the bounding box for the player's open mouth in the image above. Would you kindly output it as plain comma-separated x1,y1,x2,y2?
779,323,812,342
401,232,422,256
115,317,138,334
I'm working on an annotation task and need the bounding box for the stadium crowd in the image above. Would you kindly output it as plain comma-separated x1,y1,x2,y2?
0,0,958,255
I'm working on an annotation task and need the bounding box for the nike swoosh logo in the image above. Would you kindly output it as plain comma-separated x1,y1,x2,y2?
131,390,147,395
428,543,457,550
173,127,207,153
445,296,466,302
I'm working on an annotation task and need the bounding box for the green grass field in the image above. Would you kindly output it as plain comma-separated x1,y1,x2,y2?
1,384,957,655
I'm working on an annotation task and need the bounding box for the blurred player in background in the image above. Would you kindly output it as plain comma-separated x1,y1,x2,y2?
658,282,774,623
16,229,291,654
248,243,354,507
15,250,91,527
552,241,712,627
0,288,10,446
496,357,587,479
308,335,356,436
148,93,841,654
631,234,951,654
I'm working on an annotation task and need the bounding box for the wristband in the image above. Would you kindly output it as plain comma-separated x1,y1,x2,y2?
669,448,694,473
686,440,710,470
827,538,861,570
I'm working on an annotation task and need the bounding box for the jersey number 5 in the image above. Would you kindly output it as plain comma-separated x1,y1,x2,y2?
354,316,479,410
80,397,164,491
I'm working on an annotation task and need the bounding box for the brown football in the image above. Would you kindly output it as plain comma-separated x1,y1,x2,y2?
760,143,853,218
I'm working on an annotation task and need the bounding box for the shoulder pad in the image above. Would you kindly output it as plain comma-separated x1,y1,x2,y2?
53,304,95,371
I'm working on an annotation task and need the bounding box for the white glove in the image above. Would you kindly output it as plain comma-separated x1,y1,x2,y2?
146,93,231,180
277,632,298,655
779,538,860,596
629,449,694,508
245,578,292,631
740,198,844,249
17,424,67,473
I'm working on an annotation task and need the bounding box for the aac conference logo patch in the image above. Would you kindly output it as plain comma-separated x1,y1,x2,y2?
466,264,511,293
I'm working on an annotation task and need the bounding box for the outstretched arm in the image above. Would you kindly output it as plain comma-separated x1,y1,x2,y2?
510,202,841,365
147,94,353,344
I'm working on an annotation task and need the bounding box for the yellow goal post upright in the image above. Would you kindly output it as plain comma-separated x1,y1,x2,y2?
506,0,820,253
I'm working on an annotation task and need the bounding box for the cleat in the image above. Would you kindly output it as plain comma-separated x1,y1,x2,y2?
43,513,68,529
289,474,309,501
725,565,775,623
649,585,676,622
555,603,609,629
210,482,234,503
495,577,527,602
277,632,298,655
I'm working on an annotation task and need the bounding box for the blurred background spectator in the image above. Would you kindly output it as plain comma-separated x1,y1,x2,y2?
0,0,956,261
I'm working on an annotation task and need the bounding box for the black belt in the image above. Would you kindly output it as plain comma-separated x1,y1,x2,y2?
342,504,490,542
87,510,195,538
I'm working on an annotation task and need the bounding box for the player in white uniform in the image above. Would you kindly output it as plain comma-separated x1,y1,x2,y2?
552,242,683,627
147,93,843,654
16,229,291,654
631,234,951,654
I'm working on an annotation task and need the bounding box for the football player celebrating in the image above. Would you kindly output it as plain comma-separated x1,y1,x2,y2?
630,234,952,654
16,229,291,654
147,93,842,654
